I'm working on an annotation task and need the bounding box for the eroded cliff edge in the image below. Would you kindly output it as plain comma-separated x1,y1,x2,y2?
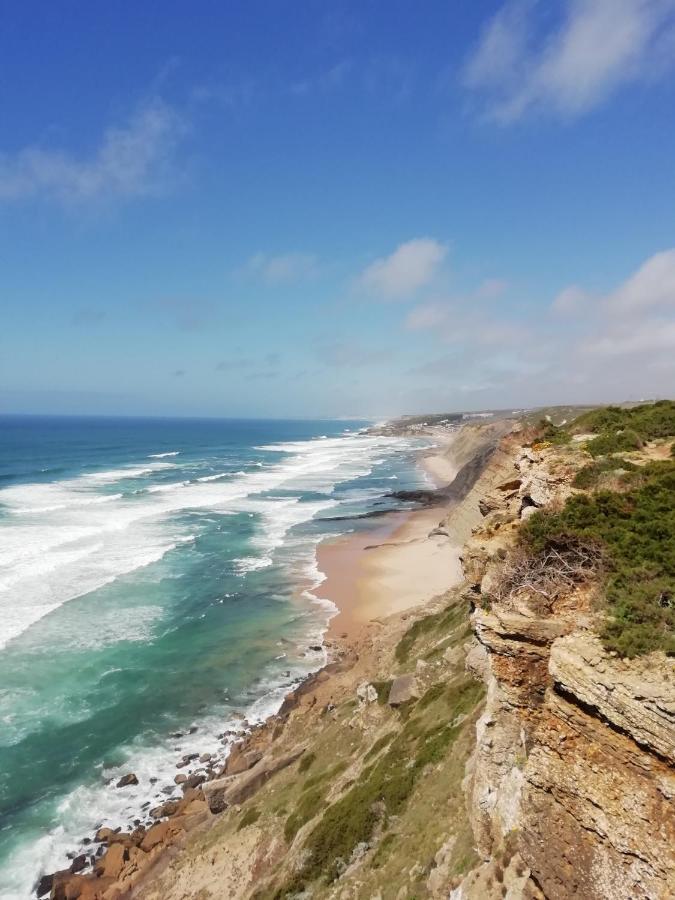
456,433,675,900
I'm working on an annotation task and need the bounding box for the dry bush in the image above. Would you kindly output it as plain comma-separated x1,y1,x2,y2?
491,535,604,614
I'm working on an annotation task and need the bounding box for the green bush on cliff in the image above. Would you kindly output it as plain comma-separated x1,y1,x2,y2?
586,428,642,457
571,400,675,456
572,457,637,489
522,459,675,657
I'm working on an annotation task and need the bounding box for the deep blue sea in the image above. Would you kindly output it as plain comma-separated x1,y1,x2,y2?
0,415,430,898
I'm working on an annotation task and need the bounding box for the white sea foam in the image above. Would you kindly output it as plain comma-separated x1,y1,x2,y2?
0,658,322,900
148,451,180,458
0,432,410,647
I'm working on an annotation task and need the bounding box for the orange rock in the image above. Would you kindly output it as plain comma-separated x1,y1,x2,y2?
139,820,172,852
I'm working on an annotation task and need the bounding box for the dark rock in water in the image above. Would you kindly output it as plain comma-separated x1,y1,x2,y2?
94,827,114,843
69,855,87,874
150,799,179,819
174,773,188,784
183,752,199,762
116,773,138,788
149,776,158,784
170,731,184,738
161,784,176,795
189,726,198,734
35,873,53,897
81,837,91,845
309,645,322,652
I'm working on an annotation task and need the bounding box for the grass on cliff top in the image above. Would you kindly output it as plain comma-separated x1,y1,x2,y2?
273,674,485,897
530,400,675,459
521,458,675,657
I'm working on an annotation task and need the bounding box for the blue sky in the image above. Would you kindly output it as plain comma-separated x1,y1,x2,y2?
2,0,675,418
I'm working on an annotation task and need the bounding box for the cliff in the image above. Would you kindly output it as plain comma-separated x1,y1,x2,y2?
457,434,675,900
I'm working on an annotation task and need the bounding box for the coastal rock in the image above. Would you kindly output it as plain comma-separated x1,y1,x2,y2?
36,873,54,897
204,748,306,813
95,843,127,880
387,674,419,707
173,774,187,785
115,773,138,789
548,633,675,763
68,856,87,874
149,800,179,819
139,821,173,853
94,828,114,844
224,744,263,776
356,682,379,703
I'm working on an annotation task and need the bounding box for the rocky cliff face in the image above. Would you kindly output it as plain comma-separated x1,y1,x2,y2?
457,438,675,900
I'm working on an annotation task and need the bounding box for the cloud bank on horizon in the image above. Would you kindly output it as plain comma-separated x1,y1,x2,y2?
1,0,674,418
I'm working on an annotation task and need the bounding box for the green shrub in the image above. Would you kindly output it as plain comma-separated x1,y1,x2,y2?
521,460,675,656
587,429,642,457
572,400,675,445
572,457,637,489
535,419,571,445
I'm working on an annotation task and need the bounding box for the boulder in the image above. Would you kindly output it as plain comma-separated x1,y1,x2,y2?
94,843,127,880
204,748,305,813
94,828,114,844
36,873,54,897
224,744,263,776
149,799,179,819
182,773,206,791
115,773,138,789
387,674,419,707
356,682,379,703
174,773,187,785
139,821,172,852
68,856,87,874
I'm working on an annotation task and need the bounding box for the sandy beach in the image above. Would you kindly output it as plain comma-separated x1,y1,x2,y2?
318,433,465,640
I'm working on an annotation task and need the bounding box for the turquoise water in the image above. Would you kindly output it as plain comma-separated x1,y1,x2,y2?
0,416,430,898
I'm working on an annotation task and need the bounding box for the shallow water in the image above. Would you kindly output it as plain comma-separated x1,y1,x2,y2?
0,415,430,899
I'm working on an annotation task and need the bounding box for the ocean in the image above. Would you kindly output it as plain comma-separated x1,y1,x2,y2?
0,415,431,899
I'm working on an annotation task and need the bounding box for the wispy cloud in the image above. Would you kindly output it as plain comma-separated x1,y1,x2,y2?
463,0,675,123
244,252,318,284
0,99,185,206
359,238,447,300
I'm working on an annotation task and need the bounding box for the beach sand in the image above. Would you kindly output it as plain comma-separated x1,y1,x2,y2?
318,435,465,640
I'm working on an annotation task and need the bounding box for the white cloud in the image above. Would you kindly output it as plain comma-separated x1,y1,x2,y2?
582,319,675,356
360,238,447,299
0,100,184,205
245,252,318,284
605,248,675,313
464,0,675,122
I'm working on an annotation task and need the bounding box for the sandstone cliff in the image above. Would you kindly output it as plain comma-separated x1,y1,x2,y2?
457,436,675,900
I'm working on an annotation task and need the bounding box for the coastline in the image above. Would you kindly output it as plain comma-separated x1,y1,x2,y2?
33,428,470,899
317,429,463,641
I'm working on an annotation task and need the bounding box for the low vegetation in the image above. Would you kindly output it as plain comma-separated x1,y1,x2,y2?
273,675,484,897
521,459,675,656
395,597,469,663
